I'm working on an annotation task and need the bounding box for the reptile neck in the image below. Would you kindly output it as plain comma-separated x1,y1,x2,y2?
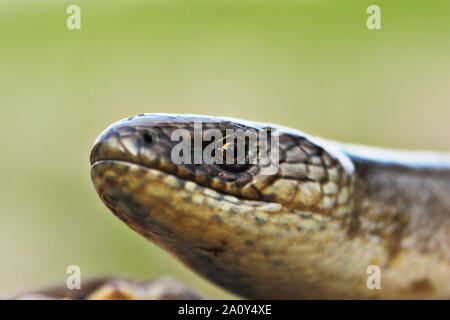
341,144,450,261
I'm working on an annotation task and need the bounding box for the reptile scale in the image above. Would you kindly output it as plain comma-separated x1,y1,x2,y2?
90,114,450,299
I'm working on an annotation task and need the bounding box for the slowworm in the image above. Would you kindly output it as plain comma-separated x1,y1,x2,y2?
90,114,450,299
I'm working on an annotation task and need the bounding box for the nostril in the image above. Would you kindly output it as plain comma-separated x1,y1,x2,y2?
142,132,153,144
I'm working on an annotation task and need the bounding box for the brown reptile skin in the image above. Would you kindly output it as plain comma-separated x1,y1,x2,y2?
90,114,450,299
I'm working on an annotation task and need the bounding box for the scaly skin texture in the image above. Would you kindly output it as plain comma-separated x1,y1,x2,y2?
90,114,450,299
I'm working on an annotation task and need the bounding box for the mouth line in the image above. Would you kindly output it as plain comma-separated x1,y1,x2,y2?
90,158,278,208
91,159,326,230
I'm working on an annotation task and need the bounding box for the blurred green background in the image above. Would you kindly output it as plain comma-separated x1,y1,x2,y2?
0,0,448,299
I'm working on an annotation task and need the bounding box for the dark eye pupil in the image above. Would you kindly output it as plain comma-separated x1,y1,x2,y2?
143,133,153,144
222,143,237,160
220,142,250,172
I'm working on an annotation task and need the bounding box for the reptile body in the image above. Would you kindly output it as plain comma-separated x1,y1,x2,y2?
90,114,450,299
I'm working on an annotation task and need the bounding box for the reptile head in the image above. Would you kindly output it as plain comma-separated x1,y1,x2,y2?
90,113,355,298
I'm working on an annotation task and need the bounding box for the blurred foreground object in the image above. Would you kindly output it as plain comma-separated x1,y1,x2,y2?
8,277,204,300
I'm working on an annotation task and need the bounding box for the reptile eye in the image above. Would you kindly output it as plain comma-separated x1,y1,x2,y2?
220,141,250,172
142,132,153,144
